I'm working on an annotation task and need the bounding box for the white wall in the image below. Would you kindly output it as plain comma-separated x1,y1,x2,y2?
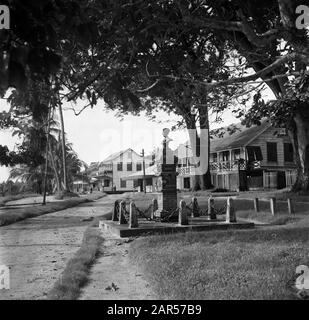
109,150,152,190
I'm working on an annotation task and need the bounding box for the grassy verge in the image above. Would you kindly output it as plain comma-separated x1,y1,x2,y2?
47,217,103,300
238,190,309,202
0,192,105,227
129,217,309,300
0,193,39,206
237,210,302,225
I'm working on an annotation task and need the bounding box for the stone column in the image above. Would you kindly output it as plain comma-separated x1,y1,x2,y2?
192,197,199,217
226,197,236,223
152,198,158,220
129,201,138,228
270,198,276,216
287,198,294,215
112,200,119,221
253,198,259,212
178,200,188,225
208,197,216,220
119,200,127,224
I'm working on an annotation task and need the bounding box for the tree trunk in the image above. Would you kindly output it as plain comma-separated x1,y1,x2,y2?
42,104,51,205
185,114,201,191
48,144,61,193
288,107,309,192
198,104,212,190
58,100,69,191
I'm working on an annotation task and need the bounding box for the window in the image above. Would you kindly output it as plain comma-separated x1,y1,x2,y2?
127,162,132,171
267,142,278,162
221,151,229,161
120,179,126,188
146,178,152,186
212,153,217,162
184,177,190,189
284,143,294,162
104,179,110,187
133,179,139,188
117,162,123,171
136,163,142,171
233,149,240,160
247,146,263,162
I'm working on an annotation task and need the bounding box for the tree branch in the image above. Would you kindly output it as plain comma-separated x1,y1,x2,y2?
135,79,160,93
147,53,309,90
187,16,280,47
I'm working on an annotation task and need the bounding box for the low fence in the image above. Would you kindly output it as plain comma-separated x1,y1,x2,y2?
108,196,296,229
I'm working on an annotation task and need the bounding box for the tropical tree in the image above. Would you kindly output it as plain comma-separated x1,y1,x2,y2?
59,0,255,190
151,0,309,191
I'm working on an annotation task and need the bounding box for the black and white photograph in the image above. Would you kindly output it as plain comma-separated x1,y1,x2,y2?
1,0,309,307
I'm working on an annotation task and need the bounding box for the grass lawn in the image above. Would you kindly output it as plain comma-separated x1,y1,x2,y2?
0,192,105,226
0,193,39,206
129,215,309,300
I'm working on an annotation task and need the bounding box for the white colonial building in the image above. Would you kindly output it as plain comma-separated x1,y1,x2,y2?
88,148,153,192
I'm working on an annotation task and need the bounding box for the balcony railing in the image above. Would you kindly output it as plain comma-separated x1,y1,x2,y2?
210,160,248,172
177,159,257,175
98,164,113,173
176,166,196,175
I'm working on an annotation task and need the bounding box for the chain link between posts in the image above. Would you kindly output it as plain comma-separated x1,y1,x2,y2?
185,199,227,216
114,198,228,223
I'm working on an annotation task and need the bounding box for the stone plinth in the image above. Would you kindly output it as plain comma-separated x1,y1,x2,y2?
153,163,178,219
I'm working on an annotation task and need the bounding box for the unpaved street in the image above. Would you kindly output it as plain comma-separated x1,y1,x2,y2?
79,228,157,300
0,195,115,300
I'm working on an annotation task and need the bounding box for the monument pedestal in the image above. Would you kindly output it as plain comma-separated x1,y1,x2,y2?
153,163,178,220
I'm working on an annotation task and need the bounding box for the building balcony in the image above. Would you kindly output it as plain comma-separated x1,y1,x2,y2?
210,159,249,172
176,159,260,175
176,166,196,176
98,164,113,173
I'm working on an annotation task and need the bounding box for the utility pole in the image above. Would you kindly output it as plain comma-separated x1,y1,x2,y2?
141,149,146,194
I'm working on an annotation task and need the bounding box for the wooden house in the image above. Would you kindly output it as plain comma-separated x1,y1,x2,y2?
176,121,297,191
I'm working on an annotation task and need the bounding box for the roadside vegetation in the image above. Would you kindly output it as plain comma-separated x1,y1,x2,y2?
48,217,104,300
0,192,104,227
0,193,39,206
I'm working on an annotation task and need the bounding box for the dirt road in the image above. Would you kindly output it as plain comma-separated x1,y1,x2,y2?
0,195,115,300
79,227,157,300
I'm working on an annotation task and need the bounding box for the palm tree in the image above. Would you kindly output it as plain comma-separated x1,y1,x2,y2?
9,165,50,194
57,97,69,191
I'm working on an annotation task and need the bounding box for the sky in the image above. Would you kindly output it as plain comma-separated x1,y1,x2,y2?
0,85,275,183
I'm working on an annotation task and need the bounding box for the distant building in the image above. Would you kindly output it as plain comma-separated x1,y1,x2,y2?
176,121,297,191
88,148,153,192
124,164,161,192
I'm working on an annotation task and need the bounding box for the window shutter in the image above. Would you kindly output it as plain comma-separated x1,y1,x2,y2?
267,142,277,162
254,147,263,161
247,147,255,162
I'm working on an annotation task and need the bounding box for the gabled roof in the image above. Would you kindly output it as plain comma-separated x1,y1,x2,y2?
210,121,271,152
101,148,140,163
175,120,271,158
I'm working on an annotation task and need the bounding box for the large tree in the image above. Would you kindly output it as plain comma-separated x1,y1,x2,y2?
158,0,309,191
60,0,253,190
3,0,309,192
